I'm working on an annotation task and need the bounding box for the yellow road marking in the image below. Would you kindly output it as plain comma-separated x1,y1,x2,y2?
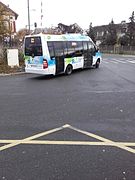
0,140,135,146
68,125,135,154
118,142,135,146
0,125,65,152
0,124,135,154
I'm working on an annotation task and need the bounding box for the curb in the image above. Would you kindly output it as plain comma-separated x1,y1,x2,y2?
0,72,26,77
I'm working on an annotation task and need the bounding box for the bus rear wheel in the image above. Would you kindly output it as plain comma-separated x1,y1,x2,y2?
65,65,73,75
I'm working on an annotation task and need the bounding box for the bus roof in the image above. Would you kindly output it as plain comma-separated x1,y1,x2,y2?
25,33,92,42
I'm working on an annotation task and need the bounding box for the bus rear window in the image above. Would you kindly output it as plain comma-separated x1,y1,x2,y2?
25,37,43,56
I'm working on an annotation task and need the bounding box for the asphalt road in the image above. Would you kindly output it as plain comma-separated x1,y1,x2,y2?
0,54,135,180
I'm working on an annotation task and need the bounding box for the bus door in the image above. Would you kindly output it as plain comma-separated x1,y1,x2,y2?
53,41,65,74
83,41,93,68
48,41,64,74
55,56,64,74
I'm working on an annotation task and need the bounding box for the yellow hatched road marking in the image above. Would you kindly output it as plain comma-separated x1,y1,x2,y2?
0,125,65,151
69,125,135,154
0,124,135,154
0,140,135,147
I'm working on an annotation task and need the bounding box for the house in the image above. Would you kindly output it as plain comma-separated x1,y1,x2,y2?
0,1,18,35
93,21,128,45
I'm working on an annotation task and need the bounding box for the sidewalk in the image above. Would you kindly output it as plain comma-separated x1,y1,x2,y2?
0,71,25,76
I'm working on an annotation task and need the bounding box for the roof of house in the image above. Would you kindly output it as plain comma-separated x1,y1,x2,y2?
0,1,18,19
93,23,128,33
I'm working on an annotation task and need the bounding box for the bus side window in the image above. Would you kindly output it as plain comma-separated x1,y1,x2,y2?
67,41,76,58
74,41,83,57
53,41,64,57
62,41,68,57
47,42,55,59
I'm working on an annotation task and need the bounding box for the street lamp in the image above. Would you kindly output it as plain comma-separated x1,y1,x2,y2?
27,0,30,33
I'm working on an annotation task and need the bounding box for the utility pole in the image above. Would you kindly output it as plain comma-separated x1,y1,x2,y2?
27,0,30,33
41,1,43,28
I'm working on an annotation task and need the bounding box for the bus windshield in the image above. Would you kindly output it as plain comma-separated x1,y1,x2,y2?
25,36,43,56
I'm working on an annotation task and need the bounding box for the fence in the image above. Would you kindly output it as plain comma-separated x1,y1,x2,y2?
99,45,135,55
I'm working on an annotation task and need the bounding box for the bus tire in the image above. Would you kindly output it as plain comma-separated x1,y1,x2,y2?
95,60,100,68
65,65,73,75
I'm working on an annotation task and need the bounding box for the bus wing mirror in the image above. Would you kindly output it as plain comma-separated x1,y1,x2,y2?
96,47,99,52
93,51,96,56
51,57,55,60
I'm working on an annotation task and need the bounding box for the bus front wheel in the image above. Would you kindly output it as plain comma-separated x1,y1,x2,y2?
65,65,73,75
95,60,100,68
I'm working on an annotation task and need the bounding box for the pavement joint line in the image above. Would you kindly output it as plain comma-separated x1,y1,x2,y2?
0,124,135,154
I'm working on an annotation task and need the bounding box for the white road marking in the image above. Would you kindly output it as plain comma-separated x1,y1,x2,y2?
127,60,135,63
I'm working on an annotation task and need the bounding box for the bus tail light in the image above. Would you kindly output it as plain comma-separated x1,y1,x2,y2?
43,59,48,69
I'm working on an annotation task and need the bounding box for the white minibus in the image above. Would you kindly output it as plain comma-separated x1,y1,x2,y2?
24,33,102,75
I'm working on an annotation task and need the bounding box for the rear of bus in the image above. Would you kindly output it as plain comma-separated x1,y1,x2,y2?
24,35,55,75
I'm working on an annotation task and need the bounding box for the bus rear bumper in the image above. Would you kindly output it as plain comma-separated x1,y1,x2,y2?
25,68,54,75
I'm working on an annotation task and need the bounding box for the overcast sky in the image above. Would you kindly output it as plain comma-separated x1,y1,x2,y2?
1,0,135,31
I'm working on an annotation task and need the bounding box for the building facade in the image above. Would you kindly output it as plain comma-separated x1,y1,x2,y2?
0,1,18,35
93,21,128,45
